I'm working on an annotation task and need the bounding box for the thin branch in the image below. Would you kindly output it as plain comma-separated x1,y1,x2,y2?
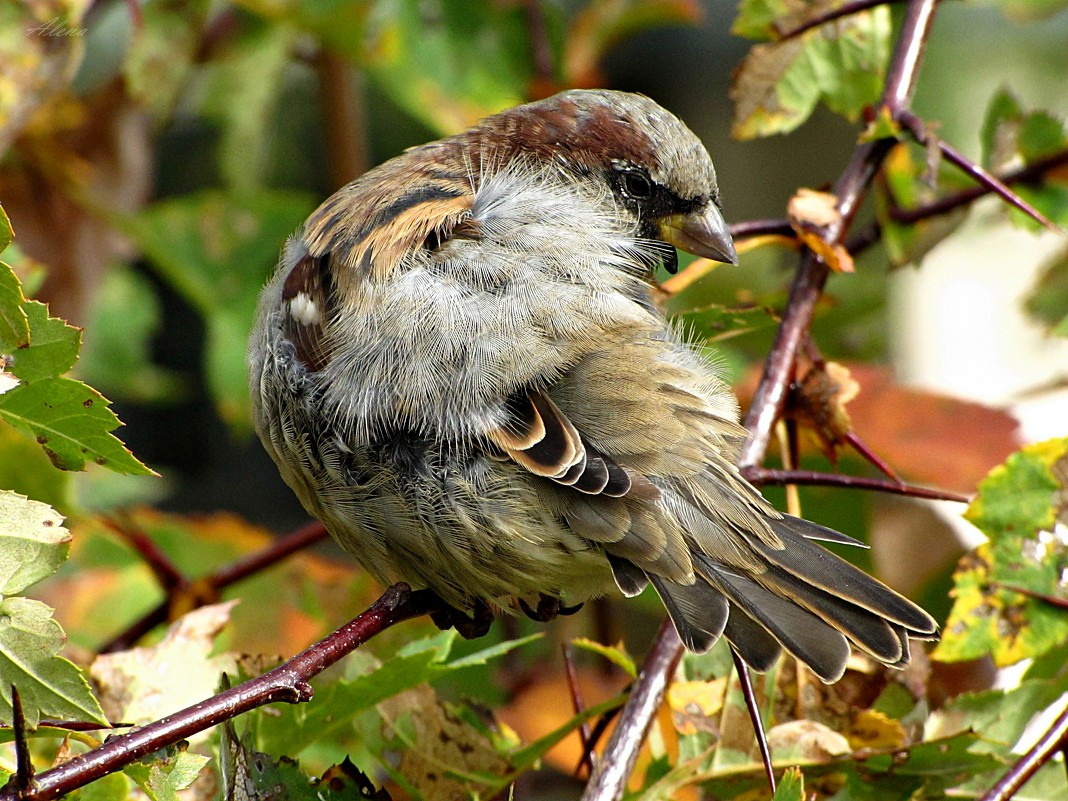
730,218,795,240
102,516,186,591
579,620,684,801
100,521,329,653
898,110,1064,234
731,649,776,794
743,467,970,502
979,700,1068,801
563,644,597,778
740,0,937,470
778,0,907,42
0,584,433,801
890,147,1068,225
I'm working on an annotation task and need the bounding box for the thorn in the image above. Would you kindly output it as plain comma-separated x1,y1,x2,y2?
729,650,776,795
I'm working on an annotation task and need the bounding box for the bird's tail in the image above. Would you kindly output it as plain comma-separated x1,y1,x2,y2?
643,514,938,683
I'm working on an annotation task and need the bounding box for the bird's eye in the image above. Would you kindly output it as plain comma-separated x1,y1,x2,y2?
619,170,652,200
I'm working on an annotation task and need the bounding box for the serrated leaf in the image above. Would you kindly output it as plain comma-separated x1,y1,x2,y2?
0,205,11,251
2,300,81,382
730,3,890,139
256,630,535,757
124,746,209,801
0,490,70,595
936,438,1068,666
0,596,107,727
0,261,30,350
0,376,152,474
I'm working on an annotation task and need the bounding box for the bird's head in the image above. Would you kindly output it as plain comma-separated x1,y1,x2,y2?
469,89,738,268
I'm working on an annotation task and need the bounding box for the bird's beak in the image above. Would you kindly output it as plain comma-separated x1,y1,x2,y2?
659,203,738,265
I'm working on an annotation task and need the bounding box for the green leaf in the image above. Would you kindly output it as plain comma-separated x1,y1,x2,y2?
356,0,535,134
732,0,790,40
66,772,131,801
120,190,316,425
0,596,107,727
730,3,890,139
772,767,804,801
77,266,182,403
0,205,11,251
0,490,70,595
2,300,81,382
124,746,209,801
197,20,297,192
256,631,536,757
0,377,153,474
570,637,637,678
0,260,30,351
936,438,1068,665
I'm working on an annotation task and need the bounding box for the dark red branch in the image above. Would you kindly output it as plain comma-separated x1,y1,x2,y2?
0,585,432,801
898,110,1063,233
778,0,907,42
890,147,1068,225
744,467,970,503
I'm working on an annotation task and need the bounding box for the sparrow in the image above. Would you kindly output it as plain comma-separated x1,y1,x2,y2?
249,89,936,682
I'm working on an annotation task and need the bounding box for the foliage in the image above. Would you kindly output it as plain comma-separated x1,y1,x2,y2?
0,0,1067,799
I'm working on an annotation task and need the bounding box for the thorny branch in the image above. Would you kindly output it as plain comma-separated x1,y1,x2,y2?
0,585,433,801
581,2,941,799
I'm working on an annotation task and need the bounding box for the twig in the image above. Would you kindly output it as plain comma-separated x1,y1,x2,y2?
0,584,433,801
898,110,1063,234
778,0,907,42
563,644,597,778
730,218,795,240
102,516,185,591
100,521,329,653
744,467,969,502
979,700,1068,801
579,620,684,801
740,0,937,470
890,147,1068,225
731,649,776,793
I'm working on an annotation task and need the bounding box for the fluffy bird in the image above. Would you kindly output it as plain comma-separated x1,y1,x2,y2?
249,89,936,682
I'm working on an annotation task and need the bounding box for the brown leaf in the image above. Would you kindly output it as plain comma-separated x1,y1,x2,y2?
787,189,855,273
786,360,860,463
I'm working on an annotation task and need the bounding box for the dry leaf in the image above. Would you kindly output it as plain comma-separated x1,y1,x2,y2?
89,602,239,728
787,360,860,463
788,188,855,273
